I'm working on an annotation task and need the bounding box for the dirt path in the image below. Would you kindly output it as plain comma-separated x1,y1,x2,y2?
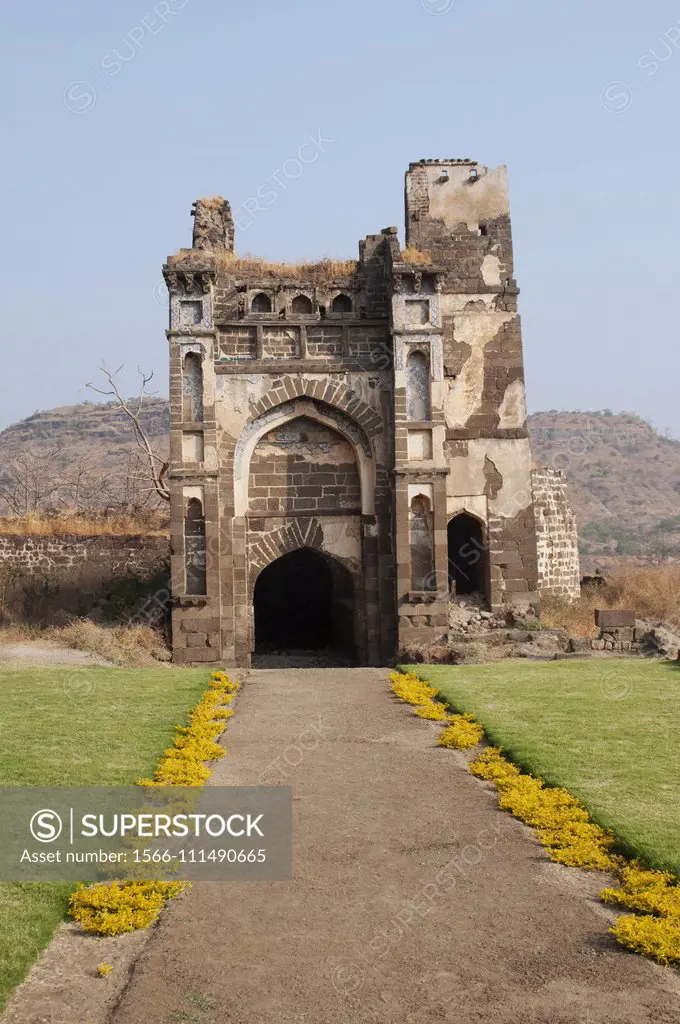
0,641,112,668
109,668,680,1024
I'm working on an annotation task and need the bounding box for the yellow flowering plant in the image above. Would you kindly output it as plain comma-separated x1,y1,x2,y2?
70,671,239,936
437,714,485,750
390,670,680,965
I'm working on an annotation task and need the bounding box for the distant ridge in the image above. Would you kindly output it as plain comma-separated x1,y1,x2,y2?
529,410,680,560
1,402,678,559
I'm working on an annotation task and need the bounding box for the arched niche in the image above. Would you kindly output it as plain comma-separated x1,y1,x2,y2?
331,293,352,313
251,292,272,313
406,350,430,422
234,399,375,517
291,294,314,314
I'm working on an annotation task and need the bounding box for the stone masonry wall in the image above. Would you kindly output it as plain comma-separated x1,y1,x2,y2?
249,418,361,515
532,468,580,599
0,535,170,624
0,534,169,577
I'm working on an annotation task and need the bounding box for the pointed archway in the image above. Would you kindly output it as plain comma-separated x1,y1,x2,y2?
253,548,356,664
447,513,488,599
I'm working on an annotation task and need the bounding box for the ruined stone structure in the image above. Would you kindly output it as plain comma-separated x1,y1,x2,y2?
164,160,543,666
532,468,581,599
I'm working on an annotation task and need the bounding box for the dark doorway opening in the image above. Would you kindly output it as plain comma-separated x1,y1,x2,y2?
447,514,487,598
253,548,355,665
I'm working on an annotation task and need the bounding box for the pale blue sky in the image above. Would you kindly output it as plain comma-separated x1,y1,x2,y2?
2,0,679,434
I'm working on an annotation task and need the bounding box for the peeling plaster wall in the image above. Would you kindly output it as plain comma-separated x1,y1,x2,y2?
498,379,527,430
417,164,511,235
404,160,538,610
214,372,389,464
441,308,515,428
445,439,533,514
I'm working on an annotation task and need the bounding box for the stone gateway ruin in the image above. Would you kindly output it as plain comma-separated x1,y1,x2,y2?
164,159,579,667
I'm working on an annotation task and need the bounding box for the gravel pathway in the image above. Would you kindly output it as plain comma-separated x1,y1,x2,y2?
104,667,680,1023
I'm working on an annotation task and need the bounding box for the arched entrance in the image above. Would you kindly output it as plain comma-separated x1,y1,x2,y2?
447,513,488,599
253,548,356,664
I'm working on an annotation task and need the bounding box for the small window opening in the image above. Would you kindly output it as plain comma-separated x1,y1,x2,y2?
291,295,313,314
252,292,272,313
331,294,352,314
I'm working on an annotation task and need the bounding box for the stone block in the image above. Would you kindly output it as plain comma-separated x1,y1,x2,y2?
184,648,221,664
181,617,221,634
595,608,635,629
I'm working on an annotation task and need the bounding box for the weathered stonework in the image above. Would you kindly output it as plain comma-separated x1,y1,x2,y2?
0,535,169,578
532,468,581,599
0,535,170,625
165,161,548,666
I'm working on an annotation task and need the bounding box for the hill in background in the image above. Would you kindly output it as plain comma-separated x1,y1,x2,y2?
529,411,680,563
0,400,169,518
1,402,678,561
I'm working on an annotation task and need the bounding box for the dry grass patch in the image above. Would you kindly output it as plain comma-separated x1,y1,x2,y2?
542,566,680,636
45,621,169,666
169,250,357,283
217,254,357,282
400,246,434,265
0,513,169,537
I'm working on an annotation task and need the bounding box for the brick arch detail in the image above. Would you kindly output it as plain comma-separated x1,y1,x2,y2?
247,518,359,599
248,377,383,437
234,399,376,517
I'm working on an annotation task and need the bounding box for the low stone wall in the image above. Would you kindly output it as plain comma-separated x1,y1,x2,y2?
0,535,169,577
0,534,170,625
532,468,581,600
591,608,645,653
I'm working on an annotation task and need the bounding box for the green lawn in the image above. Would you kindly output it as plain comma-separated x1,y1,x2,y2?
0,666,212,1009
408,659,680,876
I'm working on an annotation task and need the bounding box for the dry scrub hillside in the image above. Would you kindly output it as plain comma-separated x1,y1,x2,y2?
0,399,169,531
1,402,679,557
529,410,680,561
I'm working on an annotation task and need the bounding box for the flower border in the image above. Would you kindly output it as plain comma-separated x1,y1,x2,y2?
389,670,680,966
69,671,240,936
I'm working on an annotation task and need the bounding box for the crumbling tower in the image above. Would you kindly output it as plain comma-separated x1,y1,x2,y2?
164,162,539,666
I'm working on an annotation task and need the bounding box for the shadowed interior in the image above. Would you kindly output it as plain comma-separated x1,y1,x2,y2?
254,548,355,659
448,513,487,597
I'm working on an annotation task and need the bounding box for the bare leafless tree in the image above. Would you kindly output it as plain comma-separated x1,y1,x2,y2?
642,526,680,566
86,365,170,502
0,443,65,515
